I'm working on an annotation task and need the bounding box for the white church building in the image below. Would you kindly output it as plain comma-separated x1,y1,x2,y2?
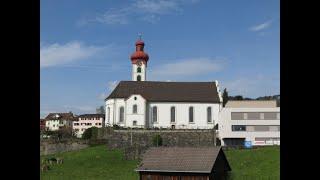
105,38,223,129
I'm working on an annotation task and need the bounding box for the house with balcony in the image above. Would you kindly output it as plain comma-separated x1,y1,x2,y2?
73,114,105,138
45,112,76,131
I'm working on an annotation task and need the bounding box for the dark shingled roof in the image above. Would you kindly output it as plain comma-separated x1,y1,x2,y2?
78,114,105,118
106,81,221,103
136,147,231,173
45,112,76,121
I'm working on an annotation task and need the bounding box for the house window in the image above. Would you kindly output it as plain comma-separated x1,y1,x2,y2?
232,125,246,131
119,106,124,123
137,67,141,73
152,106,157,123
207,107,212,123
137,75,141,81
133,120,137,126
170,106,175,123
243,113,248,120
133,104,138,114
189,106,194,123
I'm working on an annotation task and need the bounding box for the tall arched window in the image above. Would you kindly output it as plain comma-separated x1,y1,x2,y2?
119,106,124,123
171,106,175,123
133,104,137,114
189,106,194,123
137,75,141,81
207,107,212,123
152,106,157,123
137,67,141,73
107,107,110,122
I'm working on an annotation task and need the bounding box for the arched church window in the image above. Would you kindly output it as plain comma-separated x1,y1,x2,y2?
133,104,137,114
107,107,110,122
207,107,212,123
152,106,157,123
189,106,194,123
171,106,175,123
137,75,141,81
137,67,141,73
119,106,124,123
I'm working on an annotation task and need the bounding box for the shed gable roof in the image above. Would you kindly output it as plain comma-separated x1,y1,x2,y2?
106,81,221,103
136,147,230,173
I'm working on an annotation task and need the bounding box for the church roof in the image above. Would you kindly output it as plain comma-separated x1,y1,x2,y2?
106,81,221,103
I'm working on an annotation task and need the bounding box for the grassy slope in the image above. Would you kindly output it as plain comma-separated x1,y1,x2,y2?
41,145,279,180
40,145,139,180
225,146,280,180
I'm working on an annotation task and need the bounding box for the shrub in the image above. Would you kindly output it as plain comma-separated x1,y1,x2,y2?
152,134,163,147
82,127,99,140
112,124,120,130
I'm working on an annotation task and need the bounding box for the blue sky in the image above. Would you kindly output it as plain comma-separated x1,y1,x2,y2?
40,0,279,117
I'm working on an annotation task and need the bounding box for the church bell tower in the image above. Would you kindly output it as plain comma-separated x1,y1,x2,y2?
130,35,149,81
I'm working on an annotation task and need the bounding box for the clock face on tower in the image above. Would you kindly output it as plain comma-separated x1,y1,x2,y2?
137,60,142,66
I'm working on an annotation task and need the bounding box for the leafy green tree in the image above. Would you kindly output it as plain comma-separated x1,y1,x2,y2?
82,127,99,140
222,88,229,107
152,134,163,147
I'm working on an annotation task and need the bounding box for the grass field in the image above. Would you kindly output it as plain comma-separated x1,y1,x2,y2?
225,146,280,180
40,145,279,180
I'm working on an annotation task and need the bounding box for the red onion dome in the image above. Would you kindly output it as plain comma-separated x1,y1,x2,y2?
135,40,145,46
130,51,149,61
130,40,149,62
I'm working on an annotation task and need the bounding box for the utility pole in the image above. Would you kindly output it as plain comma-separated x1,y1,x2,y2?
130,127,133,146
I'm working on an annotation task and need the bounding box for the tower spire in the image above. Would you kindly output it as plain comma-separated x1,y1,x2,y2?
138,33,142,40
130,36,149,81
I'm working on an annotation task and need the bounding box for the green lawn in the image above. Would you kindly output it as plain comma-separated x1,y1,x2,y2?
225,146,280,180
40,145,279,180
40,145,139,180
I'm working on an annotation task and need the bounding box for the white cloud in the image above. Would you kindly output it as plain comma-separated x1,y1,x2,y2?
133,0,181,14
149,58,225,80
81,0,199,25
98,81,119,100
40,105,96,118
107,81,119,91
95,8,131,25
40,41,107,68
221,75,280,98
249,20,273,32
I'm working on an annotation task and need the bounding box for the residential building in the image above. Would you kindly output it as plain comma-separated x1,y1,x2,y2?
73,114,105,138
218,100,280,146
40,118,46,131
45,112,76,131
105,38,223,129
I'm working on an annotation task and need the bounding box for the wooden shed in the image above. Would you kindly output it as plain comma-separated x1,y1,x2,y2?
136,146,231,180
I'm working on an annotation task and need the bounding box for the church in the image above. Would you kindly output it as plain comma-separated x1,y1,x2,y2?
105,38,223,129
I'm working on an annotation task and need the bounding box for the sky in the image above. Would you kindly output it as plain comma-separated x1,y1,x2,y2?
40,0,280,118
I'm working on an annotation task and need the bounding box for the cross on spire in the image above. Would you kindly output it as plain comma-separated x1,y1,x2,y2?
138,33,142,40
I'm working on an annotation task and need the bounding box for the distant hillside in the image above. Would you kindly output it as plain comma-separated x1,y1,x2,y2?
228,95,280,107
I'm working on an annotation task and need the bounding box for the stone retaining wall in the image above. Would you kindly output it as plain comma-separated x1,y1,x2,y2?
40,139,89,156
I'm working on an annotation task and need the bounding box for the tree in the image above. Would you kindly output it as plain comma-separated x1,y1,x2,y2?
222,88,229,107
96,106,105,114
82,127,99,140
152,134,163,147
233,95,244,100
